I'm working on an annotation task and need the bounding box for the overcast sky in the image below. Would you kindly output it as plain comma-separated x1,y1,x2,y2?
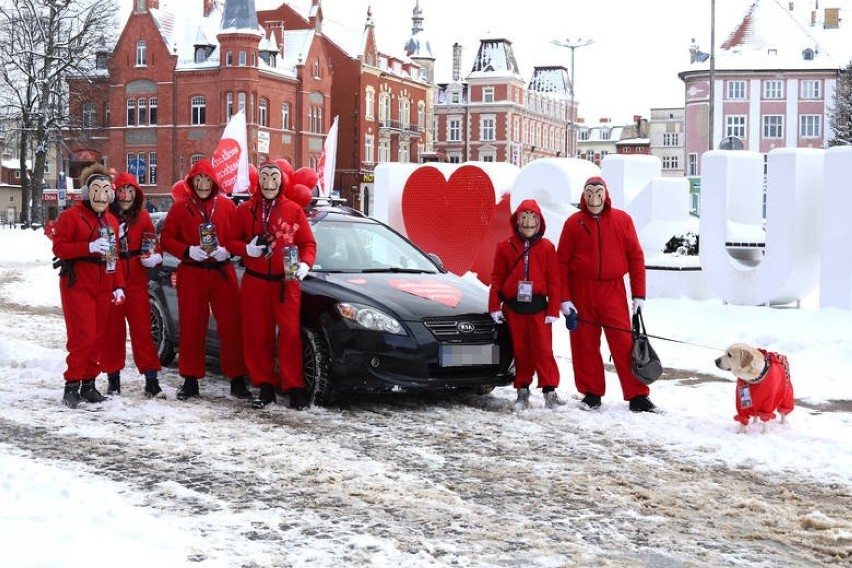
125,0,759,125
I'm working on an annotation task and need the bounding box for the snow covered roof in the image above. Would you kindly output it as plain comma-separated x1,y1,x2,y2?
688,0,852,71
528,66,569,98
468,39,522,80
220,0,262,35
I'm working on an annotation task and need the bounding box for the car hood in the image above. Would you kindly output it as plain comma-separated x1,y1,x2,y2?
308,272,489,319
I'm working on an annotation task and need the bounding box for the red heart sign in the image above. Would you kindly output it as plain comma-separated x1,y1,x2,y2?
388,279,462,307
402,165,496,275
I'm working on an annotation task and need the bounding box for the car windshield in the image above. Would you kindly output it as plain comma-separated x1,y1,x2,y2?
312,219,439,273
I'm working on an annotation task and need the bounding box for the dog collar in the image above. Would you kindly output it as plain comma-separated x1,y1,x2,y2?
751,356,771,385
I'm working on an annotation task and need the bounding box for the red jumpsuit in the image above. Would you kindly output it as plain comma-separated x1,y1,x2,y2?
160,162,247,381
489,200,561,390
53,203,125,382
100,173,162,377
227,194,317,392
557,190,648,400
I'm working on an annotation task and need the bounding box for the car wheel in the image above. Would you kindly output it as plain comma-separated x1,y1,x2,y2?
150,294,176,366
302,326,335,406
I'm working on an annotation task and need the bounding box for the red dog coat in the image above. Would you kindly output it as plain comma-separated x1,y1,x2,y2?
734,350,794,426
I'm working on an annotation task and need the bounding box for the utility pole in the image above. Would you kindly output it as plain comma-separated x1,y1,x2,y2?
709,0,716,152
552,38,594,157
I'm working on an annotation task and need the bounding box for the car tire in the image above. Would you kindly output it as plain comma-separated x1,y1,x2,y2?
150,294,176,366
302,326,335,406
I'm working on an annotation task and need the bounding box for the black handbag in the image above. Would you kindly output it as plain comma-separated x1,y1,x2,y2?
631,310,663,385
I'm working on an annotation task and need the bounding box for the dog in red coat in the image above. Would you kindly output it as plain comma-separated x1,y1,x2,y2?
715,343,795,434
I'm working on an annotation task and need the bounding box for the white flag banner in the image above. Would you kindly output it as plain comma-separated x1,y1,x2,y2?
212,110,250,194
317,115,339,198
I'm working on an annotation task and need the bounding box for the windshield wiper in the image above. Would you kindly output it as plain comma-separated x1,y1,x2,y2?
360,267,435,273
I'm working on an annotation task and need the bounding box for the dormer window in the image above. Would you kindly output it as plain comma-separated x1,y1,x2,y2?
96,53,108,69
802,48,815,61
195,47,206,63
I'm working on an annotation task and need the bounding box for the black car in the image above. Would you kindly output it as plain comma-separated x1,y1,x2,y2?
148,201,514,404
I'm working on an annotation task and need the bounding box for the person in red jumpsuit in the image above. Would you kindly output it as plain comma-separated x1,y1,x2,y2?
489,199,563,410
53,164,126,408
100,172,165,399
226,162,317,410
160,159,251,401
557,176,656,413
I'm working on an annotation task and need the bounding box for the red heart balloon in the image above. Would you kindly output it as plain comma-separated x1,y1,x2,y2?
401,165,496,275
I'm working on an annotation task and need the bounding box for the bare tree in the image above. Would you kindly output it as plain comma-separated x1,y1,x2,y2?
0,0,116,227
830,62,852,146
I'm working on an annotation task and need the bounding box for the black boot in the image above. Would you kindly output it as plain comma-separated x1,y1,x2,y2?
176,377,200,401
107,372,121,395
288,388,309,411
144,371,166,399
80,378,107,403
629,395,658,413
253,383,277,408
63,381,81,409
229,376,253,399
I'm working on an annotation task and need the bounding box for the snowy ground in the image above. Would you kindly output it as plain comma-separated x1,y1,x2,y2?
0,226,849,567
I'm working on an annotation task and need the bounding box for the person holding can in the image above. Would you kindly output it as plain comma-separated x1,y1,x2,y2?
226,161,316,409
160,159,251,400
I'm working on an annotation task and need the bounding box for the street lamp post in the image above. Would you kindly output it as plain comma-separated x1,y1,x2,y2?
552,37,594,157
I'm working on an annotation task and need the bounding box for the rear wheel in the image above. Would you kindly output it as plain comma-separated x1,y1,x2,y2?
302,327,335,406
150,294,176,366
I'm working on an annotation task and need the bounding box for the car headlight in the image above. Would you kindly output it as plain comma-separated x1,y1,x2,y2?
336,302,404,335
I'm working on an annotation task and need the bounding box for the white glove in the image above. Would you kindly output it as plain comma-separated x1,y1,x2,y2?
140,253,162,268
633,298,645,315
544,316,559,325
188,245,208,261
560,301,577,317
295,262,310,280
211,246,230,262
111,288,125,305
89,237,110,255
490,310,504,324
245,236,266,258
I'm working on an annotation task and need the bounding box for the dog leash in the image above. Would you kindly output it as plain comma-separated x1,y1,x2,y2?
575,316,724,351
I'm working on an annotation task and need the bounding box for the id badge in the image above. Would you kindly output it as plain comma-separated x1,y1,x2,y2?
738,385,752,409
517,280,533,303
199,222,218,254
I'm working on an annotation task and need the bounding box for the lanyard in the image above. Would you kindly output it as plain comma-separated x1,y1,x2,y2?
522,240,530,280
189,194,217,222
261,198,277,233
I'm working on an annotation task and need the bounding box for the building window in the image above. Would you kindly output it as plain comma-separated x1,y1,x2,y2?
149,97,157,125
126,99,136,126
417,102,425,131
227,93,234,119
483,87,494,103
399,98,410,130
763,80,783,99
308,106,323,133
480,151,495,162
259,98,268,127
104,103,110,127
687,153,698,176
726,80,746,99
763,115,783,138
191,96,206,125
725,115,746,138
398,141,410,163
378,139,390,162
239,51,247,66
83,103,96,128
801,80,822,99
481,116,495,141
148,152,157,185
579,129,590,141
662,133,679,146
448,118,461,141
800,114,821,137
662,156,679,170
365,135,374,163
365,88,375,120
190,153,204,166
238,92,246,112
450,91,461,104
281,103,290,129
136,40,147,66
137,97,147,125
313,58,320,78
378,93,390,126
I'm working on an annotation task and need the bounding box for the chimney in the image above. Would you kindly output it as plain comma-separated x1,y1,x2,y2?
824,7,840,28
452,43,462,82
204,0,214,17
599,117,610,124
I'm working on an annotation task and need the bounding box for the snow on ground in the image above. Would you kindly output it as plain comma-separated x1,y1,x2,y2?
0,225,849,567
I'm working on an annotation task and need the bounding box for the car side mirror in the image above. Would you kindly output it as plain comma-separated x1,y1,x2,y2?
427,253,444,270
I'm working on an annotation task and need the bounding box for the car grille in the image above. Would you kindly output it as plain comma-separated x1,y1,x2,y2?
422,315,496,343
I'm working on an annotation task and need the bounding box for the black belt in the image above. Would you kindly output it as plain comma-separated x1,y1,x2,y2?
244,267,288,302
53,256,103,288
183,259,230,279
119,249,142,259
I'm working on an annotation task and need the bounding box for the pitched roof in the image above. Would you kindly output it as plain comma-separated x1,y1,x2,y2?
468,39,522,80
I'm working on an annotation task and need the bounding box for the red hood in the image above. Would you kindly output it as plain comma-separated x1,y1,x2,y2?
112,171,144,209
579,175,612,215
185,159,221,199
510,198,546,236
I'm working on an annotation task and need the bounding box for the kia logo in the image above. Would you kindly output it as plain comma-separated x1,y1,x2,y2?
457,322,475,333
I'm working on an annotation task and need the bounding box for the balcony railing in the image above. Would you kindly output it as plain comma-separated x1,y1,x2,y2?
378,118,422,136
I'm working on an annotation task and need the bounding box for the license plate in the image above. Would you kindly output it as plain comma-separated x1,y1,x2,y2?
439,344,499,367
